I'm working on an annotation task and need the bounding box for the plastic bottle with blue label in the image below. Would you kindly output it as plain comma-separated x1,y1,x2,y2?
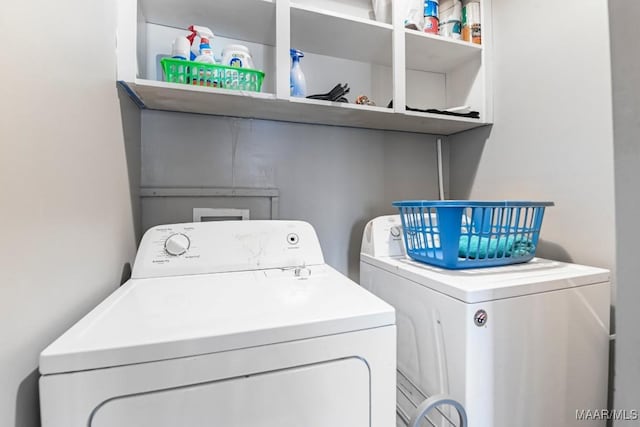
423,0,439,34
171,37,190,61
290,49,307,97
221,45,255,69
439,0,462,39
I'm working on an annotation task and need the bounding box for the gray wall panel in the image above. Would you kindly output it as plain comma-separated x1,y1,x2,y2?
609,0,640,420
142,196,274,230
142,111,440,279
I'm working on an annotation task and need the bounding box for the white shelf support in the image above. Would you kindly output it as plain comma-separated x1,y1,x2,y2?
392,0,406,113
482,0,494,123
116,0,138,81
276,0,291,100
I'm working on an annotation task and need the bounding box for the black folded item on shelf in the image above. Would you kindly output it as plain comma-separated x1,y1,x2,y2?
386,100,480,119
307,83,350,103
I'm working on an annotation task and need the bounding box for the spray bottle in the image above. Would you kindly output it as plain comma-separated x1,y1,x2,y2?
188,25,216,64
290,49,307,97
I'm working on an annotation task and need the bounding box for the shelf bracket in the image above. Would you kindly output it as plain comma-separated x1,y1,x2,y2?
276,0,291,100
392,0,406,113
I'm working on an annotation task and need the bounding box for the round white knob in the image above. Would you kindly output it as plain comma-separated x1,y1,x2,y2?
164,233,190,256
390,226,402,238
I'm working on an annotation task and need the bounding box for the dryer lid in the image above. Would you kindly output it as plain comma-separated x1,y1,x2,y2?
40,265,395,375
361,255,610,303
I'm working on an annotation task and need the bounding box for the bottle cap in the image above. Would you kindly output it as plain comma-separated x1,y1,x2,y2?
290,48,304,58
223,44,251,54
171,37,191,59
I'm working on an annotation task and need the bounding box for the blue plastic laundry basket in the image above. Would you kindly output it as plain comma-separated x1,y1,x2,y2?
393,200,554,269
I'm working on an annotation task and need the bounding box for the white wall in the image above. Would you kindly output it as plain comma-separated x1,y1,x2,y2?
449,0,616,272
449,0,617,411
0,2,139,426
141,111,442,280
608,1,640,420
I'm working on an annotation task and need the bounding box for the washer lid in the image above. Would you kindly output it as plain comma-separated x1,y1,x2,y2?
40,265,394,375
361,255,610,303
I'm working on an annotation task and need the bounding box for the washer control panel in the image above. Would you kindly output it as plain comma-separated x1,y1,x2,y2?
132,221,325,279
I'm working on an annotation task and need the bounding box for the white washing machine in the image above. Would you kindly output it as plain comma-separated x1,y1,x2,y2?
360,215,611,427
40,220,396,427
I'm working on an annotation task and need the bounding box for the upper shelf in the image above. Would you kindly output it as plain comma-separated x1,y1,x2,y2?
121,79,487,135
125,0,491,135
405,29,482,73
290,3,393,66
140,0,277,45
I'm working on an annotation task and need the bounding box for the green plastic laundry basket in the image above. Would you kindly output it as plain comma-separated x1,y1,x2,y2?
161,58,265,92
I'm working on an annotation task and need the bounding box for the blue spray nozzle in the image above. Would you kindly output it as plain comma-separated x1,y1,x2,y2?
290,48,304,60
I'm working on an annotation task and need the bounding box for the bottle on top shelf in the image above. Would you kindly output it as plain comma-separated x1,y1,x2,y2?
439,0,462,40
461,1,481,44
423,0,439,34
290,49,307,98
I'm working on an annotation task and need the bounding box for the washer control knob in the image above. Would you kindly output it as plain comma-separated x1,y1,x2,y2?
164,233,190,256
390,226,402,238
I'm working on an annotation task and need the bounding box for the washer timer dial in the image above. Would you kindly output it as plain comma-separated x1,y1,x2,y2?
164,233,191,256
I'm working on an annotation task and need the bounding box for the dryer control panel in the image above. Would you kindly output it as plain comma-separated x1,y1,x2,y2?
361,215,406,258
131,221,325,279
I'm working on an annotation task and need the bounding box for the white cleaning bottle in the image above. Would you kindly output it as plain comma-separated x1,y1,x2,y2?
290,49,306,97
171,36,190,60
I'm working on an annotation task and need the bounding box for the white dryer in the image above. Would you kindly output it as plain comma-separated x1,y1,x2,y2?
360,215,611,427
40,220,396,427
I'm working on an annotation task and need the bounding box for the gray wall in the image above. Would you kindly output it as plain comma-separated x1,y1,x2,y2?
609,1,640,420
0,1,140,426
141,111,442,279
449,0,616,271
